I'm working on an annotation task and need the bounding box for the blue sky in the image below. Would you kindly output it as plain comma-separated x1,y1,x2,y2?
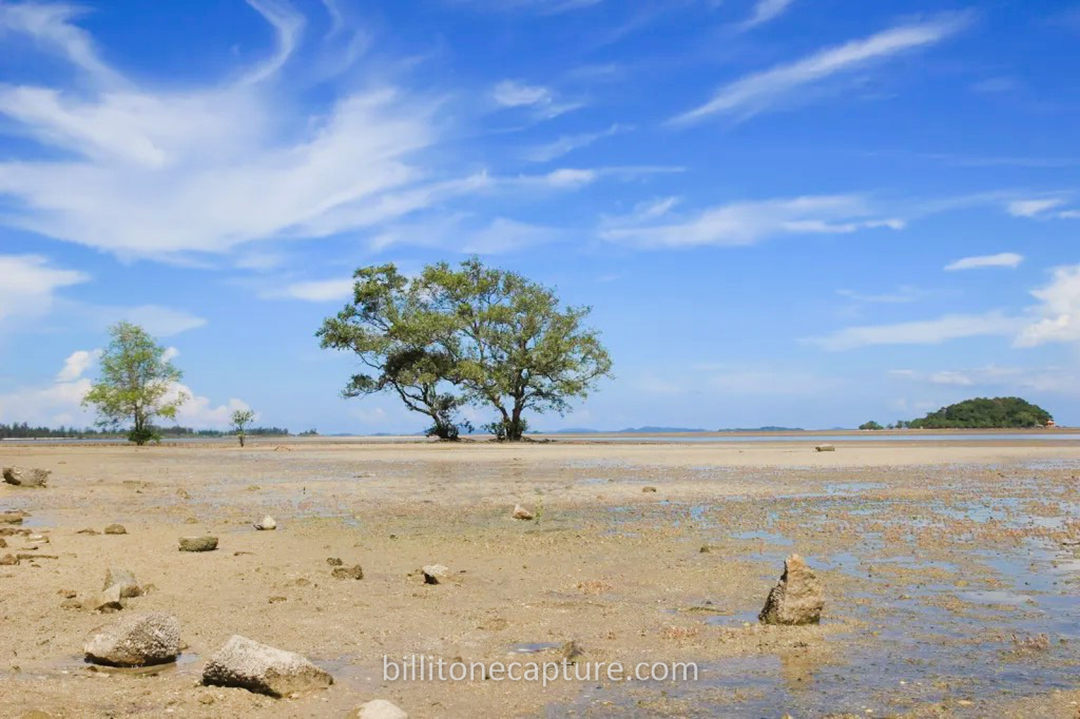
1,0,1079,433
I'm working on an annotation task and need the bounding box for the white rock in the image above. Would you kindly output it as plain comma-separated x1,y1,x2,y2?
254,515,277,531
422,564,449,584
84,612,181,666
355,699,409,719
202,635,333,697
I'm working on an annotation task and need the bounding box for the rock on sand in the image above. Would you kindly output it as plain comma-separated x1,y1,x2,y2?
422,564,449,584
104,567,143,598
355,699,409,719
202,635,333,697
254,515,277,531
2,467,50,488
512,505,534,521
758,553,824,626
179,536,218,552
104,524,127,535
84,612,181,667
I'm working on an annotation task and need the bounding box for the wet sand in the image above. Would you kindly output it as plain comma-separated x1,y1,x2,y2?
1,438,1079,717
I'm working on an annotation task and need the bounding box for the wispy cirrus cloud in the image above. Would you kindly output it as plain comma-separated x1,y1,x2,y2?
737,0,795,31
671,15,967,125
523,124,629,163
1007,198,1066,217
601,194,903,248
944,252,1023,271
809,312,1021,351
0,254,87,323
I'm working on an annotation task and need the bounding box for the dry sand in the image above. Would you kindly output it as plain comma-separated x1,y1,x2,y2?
2,438,1079,717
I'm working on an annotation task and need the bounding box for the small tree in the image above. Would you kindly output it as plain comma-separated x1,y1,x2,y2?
422,258,613,441
82,322,188,445
231,408,255,447
859,420,884,431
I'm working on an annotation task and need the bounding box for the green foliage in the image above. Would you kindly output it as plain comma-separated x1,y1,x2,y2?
859,420,884,430
231,408,255,447
420,258,613,441
0,423,288,440
82,322,187,445
316,264,469,440
318,258,613,442
907,397,1053,429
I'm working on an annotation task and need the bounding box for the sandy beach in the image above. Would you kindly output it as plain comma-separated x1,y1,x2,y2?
2,437,1079,717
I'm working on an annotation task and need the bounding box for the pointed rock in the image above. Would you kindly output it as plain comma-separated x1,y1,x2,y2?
758,554,824,626
512,505,534,521
104,567,142,598
202,635,333,697
422,564,449,584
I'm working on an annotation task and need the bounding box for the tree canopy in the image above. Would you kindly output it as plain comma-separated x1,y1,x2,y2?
82,322,188,444
907,397,1053,429
319,258,613,441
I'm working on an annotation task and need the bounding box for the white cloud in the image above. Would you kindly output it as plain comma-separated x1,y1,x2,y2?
450,0,601,14
116,306,206,337
601,194,903,248
0,254,88,322
523,124,627,163
810,311,1021,351
492,80,553,107
1007,198,1066,218
0,351,251,429
241,0,305,84
284,278,355,302
837,286,924,304
891,365,1080,396
1015,265,1080,347
738,0,794,31
671,15,966,124
369,215,557,255
56,349,101,382
944,252,1023,271
0,7,444,260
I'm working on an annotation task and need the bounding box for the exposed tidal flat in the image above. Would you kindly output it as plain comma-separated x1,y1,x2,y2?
2,437,1080,717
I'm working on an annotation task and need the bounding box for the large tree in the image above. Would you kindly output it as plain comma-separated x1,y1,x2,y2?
421,258,613,441
82,322,188,445
317,264,470,440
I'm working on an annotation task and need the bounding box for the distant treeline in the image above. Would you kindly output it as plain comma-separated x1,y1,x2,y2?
860,397,1054,431
0,422,291,439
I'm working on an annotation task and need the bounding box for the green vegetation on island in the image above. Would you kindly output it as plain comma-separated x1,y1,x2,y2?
860,397,1054,430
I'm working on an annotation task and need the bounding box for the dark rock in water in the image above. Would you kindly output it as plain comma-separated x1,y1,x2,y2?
758,554,824,626
202,635,333,697
179,536,218,552
104,524,127,535
332,564,364,580
84,612,181,667
3,467,50,488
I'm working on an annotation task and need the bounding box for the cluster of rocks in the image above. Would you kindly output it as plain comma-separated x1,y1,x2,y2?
2,466,50,488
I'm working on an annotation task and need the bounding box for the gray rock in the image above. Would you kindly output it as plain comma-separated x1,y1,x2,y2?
89,584,124,612
254,515,277,531
104,524,127,535
332,564,363,580
512,505,534,521
104,567,142,598
202,635,333,697
422,564,449,585
355,699,409,719
2,467,50,487
179,536,218,552
758,554,824,626
84,612,181,667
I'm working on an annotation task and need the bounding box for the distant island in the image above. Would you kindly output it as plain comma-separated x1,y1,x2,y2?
860,397,1055,430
